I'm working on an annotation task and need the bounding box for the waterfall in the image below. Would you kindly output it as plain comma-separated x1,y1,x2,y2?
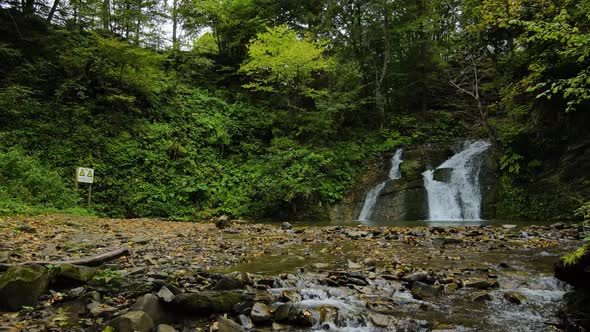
422,140,491,221
358,149,403,221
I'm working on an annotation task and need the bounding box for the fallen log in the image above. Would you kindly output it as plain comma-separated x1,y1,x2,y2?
0,248,130,271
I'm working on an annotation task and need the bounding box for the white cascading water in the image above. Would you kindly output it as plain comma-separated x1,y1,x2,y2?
422,140,491,221
358,149,403,222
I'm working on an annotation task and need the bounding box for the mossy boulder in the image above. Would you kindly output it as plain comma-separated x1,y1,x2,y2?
555,244,590,289
54,264,99,284
0,264,49,311
169,291,246,315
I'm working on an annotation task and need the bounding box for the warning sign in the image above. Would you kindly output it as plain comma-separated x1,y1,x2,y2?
77,167,94,183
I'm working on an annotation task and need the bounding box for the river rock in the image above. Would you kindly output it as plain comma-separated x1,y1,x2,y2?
217,316,244,332
555,244,590,288
347,260,363,269
432,237,463,246
157,286,175,302
0,264,49,311
250,302,272,323
14,222,36,233
462,278,499,289
170,291,244,315
88,301,117,317
54,264,98,284
502,224,517,229
470,292,492,302
346,230,369,239
403,270,428,282
109,310,154,332
274,303,314,327
131,293,163,324
130,235,150,244
369,312,395,328
0,251,10,264
503,291,526,305
411,281,442,299
444,283,459,294
561,290,590,330
366,297,398,314
156,324,178,332
281,222,293,230
281,289,302,303
238,314,254,330
213,275,244,290
215,215,232,229
312,263,330,269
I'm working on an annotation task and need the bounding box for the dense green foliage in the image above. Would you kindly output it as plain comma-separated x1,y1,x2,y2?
0,0,588,219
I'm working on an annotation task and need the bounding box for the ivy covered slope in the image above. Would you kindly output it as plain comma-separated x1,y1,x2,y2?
1,0,589,220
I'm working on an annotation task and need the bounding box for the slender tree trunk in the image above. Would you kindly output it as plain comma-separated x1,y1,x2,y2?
46,0,60,23
135,15,141,45
417,0,428,112
102,0,110,30
375,0,389,129
172,0,178,49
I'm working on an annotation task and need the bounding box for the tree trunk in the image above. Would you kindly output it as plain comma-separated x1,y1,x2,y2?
46,0,60,23
172,0,178,49
375,0,389,129
102,0,110,30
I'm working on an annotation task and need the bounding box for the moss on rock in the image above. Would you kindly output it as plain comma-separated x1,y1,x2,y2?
0,264,49,311
170,291,245,315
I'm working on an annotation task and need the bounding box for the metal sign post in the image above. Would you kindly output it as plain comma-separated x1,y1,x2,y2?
76,167,94,206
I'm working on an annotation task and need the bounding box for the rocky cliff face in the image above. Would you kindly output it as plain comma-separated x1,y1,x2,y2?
329,140,498,222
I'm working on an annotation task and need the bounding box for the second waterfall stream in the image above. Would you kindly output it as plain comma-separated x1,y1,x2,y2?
422,140,491,221
358,148,403,222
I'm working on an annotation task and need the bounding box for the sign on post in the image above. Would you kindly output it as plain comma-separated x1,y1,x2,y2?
77,167,94,183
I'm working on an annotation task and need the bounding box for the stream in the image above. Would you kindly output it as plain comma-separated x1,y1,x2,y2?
218,222,579,331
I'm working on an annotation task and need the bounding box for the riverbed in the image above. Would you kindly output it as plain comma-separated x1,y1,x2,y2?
0,215,583,331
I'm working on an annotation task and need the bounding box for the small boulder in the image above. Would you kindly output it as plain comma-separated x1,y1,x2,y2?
274,303,314,327
250,302,272,323
555,244,590,289
217,316,244,332
215,215,232,229
213,275,244,290
54,264,98,284
156,324,177,332
0,264,49,311
238,314,254,330
130,236,150,244
14,223,36,233
131,293,163,324
157,286,175,303
432,237,463,246
462,278,499,289
170,291,244,315
470,292,492,302
0,251,11,264
411,281,442,299
503,291,526,305
109,310,154,332
281,289,302,303
444,283,459,294
281,222,293,230
347,260,363,269
402,270,428,283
